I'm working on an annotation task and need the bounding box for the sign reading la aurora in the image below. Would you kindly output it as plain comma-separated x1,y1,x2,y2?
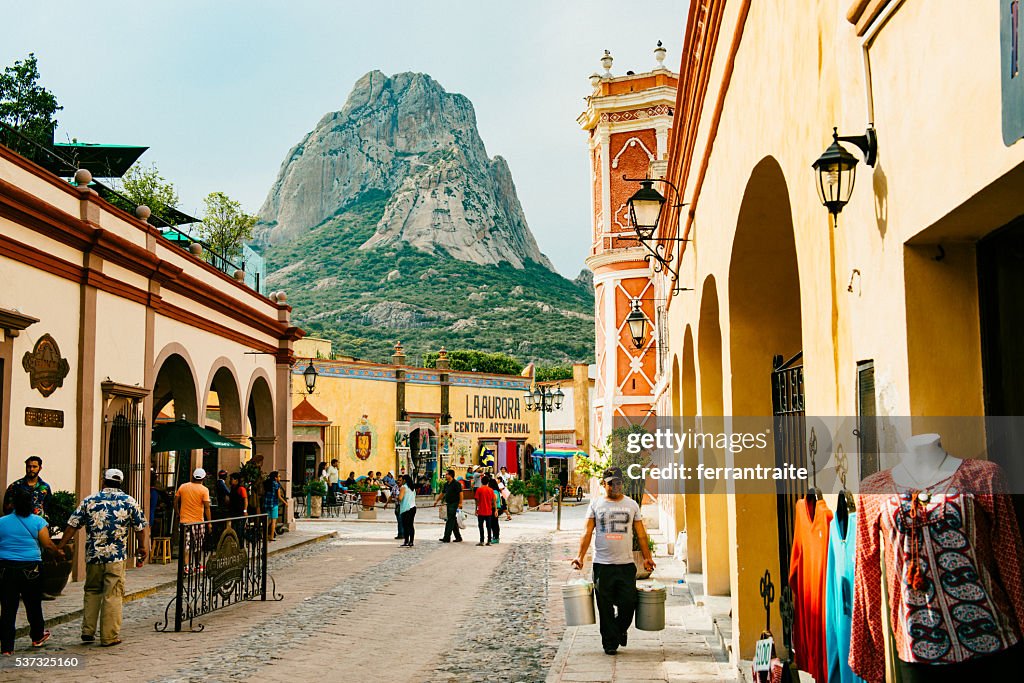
453,394,529,435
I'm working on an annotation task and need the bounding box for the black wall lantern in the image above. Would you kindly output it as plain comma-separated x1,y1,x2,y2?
302,359,318,394
627,180,666,240
812,126,878,218
625,299,647,349
624,176,692,294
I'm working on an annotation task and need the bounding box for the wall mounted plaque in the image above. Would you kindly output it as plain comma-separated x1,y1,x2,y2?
25,407,64,428
22,333,70,397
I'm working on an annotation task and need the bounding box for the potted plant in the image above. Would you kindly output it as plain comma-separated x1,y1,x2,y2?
304,480,327,518
352,479,380,510
507,477,526,514
42,490,77,599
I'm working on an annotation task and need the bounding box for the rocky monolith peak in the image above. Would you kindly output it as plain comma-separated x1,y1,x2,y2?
257,70,552,270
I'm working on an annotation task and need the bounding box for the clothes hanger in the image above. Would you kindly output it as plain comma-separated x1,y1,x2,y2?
805,428,819,520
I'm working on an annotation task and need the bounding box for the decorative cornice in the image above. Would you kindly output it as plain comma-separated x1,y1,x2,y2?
585,246,650,272
0,306,39,336
100,380,150,400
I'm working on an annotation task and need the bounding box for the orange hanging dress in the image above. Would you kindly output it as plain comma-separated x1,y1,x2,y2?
789,497,833,683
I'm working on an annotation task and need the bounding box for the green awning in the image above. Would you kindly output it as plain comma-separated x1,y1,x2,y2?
151,419,249,452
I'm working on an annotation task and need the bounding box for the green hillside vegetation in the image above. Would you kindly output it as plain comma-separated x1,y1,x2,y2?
262,191,595,367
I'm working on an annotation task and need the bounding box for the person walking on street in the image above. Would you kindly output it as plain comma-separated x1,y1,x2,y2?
474,475,495,546
3,456,52,517
435,469,463,543
258,471,287,542
397,475,417,547
571,467,656,656
389,475,404,540
497,478,512,521
175,468,212,566
0,489,63,654
487,478,502,544
56,469,148,648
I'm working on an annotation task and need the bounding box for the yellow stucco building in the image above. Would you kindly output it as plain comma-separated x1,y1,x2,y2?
290,340,545,489
586,0,1024,666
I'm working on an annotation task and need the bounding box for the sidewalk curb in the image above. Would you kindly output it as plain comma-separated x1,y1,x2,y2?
544,624,578,683
16,530,337,638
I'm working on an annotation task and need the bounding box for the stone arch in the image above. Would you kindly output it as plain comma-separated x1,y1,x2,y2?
203,358,245,473
152,343,200,423
697,275,731,596
245,369,276,476
152,343,202,493
681,324,702,571
727,155,802,657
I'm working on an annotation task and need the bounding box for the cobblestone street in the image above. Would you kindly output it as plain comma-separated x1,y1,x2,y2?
0,506,569,683
1,502,737,683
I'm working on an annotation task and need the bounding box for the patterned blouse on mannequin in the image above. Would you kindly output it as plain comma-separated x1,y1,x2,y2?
849,458,1024,681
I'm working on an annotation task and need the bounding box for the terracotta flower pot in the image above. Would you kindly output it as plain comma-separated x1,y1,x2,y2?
527,494,539,508
360,491,378,509
310,496,323,518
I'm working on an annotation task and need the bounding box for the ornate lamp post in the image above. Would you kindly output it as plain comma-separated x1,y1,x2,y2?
523,384,565,526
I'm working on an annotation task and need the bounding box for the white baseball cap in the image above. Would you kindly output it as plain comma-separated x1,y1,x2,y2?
104,468,124,482
193,467,207,479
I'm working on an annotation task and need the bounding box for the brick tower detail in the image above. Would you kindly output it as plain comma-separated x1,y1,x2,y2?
579,45,678,446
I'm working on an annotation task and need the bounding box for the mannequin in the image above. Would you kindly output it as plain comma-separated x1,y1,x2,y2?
849,435,1024,682
889,434,961,492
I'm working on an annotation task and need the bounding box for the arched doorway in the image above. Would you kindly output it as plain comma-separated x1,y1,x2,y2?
204,362,244,477
727,155,802,657
681,325,702,570
409,422,437,493
697,276,731,596
151,349,200,534
246,372,276,485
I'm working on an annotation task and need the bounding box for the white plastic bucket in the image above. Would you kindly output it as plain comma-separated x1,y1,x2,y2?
563,583,596,626
635,586,667,631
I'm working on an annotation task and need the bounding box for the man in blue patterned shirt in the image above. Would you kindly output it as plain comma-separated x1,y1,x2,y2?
56,468,147,647
2,456,52,517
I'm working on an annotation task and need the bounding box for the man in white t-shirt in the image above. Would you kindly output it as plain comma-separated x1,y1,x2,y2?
571,467,656,655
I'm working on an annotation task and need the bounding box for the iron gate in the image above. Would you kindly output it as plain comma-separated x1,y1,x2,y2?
103,400,147,556
155,515,282,632
771,351,807,583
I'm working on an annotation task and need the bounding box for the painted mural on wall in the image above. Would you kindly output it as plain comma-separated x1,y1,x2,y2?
350,415,376,462
22,333,70,397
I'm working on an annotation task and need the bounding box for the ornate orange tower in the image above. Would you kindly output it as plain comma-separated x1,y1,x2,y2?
579,44,678,446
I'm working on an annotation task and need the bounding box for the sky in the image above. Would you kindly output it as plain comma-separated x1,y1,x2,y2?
2,1,689,277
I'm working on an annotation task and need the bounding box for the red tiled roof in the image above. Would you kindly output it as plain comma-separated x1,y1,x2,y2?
293,398,330,425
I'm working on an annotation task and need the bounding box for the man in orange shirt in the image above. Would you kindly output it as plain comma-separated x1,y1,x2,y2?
175,468,212,567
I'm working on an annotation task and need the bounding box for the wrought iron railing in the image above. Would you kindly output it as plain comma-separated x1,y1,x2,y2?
155,514,282,632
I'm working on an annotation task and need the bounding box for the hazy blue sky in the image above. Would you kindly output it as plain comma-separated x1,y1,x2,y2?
3,1,688,277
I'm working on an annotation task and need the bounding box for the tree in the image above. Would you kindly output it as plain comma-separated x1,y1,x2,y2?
423,349,524,375
535,365,574,382
197,191,257,262
0,53,62,148
116,163,180,218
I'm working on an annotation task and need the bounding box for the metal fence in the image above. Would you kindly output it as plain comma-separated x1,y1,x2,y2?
771,351,806,584
155,514,281,632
